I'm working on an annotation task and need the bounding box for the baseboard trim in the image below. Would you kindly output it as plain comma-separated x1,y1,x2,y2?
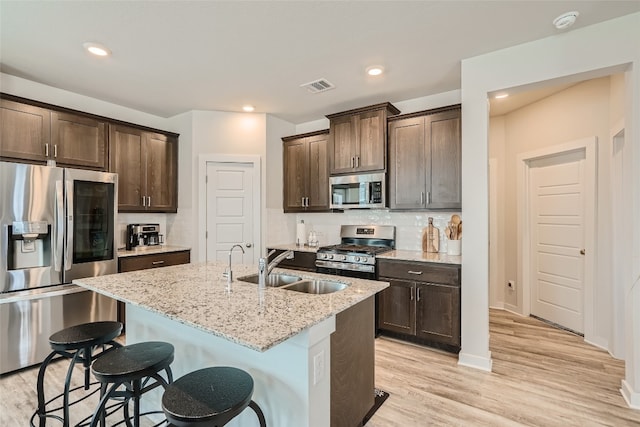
458,350,493,372
621,379,640,409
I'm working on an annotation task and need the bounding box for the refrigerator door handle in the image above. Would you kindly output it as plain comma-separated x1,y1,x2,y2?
54,180,65,272
64,179,73,272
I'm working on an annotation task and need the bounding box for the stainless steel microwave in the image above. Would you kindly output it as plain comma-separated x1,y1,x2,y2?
330,172,386,209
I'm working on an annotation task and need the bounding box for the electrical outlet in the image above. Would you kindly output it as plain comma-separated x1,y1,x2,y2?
507,280,516,291
313,350,325,385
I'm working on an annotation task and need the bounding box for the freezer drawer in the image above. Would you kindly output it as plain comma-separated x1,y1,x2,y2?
0,285,117,374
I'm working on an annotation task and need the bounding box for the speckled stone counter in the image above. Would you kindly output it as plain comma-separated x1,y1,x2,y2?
73,261,387,352
117,245,191,258
377,249,462,265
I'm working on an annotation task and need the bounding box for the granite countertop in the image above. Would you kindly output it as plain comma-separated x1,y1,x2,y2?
117,245,191,258
377,250,462,265
74,262,388,352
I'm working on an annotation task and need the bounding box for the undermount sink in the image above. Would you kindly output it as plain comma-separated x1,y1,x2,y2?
237,273,302,287
281,279,348,295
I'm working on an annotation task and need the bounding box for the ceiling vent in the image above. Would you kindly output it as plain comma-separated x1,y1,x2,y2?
300,78,335,94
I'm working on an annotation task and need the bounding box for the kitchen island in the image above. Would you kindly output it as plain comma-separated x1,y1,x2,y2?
74,261,388,426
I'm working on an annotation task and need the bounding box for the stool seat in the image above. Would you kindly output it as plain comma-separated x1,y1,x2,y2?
163,367,266,426
89,341,174,427
49,321,122,352
92,341,174,383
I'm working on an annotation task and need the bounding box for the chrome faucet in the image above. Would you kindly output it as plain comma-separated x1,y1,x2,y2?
258,249,294,288
223,244,245,284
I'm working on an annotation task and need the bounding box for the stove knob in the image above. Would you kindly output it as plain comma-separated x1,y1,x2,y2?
354,256,360,262
338,254,347,261
360,256,368,263
327,254,334,260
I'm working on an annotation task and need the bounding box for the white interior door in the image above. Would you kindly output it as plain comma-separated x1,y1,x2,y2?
529,150,585,333
205,162,255,263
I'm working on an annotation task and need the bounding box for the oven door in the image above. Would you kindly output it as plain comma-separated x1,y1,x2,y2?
63,169,118,282
330,172,386,209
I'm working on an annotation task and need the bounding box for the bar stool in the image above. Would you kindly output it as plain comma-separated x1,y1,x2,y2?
162,366,266,427
30,321,123,427
89,341,174,427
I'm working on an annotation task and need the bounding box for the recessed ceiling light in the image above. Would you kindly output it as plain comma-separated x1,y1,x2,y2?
494,93,509,99
553,11,579,30
83,42,111,57
242,105,255,112
366,66,384,76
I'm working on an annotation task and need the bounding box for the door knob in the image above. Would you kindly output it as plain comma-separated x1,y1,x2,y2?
580,249,585,255
246,243,252,248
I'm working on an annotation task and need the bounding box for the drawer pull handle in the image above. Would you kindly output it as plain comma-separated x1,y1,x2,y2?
151,260,165,265
408,270,423,275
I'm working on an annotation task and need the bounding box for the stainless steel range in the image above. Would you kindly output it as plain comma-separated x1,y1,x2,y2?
316,225,395,279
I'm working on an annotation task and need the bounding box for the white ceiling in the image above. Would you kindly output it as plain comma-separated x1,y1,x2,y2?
1,1,638,124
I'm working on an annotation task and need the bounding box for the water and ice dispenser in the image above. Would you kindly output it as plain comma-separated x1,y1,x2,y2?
8,221,51,270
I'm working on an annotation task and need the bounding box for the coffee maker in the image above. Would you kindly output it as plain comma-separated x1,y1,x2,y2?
126,224,162,250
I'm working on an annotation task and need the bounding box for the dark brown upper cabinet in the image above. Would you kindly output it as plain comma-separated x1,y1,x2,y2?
282,130,330,213
0,99,51,164
51,111,108,170
110,124,178,213
1,97,108,170
388,105,461,210
327,102,400,175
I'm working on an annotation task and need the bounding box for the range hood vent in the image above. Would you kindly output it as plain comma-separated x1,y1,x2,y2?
300,78,335,93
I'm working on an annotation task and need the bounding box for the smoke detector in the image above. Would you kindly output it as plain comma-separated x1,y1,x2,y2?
553,11,579,30
300,78,335,94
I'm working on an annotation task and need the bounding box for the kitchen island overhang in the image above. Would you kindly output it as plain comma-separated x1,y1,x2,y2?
74,261,388,427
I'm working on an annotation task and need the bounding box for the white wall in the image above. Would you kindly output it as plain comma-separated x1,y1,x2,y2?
461,12,640,406
167,110,269,262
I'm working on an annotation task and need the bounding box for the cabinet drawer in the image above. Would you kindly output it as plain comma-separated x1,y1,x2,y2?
378,259,459,286
119,250,190,272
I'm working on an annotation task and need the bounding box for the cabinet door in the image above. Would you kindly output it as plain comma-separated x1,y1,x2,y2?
306,133,329,211
426,109,461,209
388,116,427,209
355,109,386,172
377,279,416,335
51,111,107,170
145,132,177,212
329,115,356,174
0,99,50,163
415,282,460,346
283,138,308,212
110,125,144,212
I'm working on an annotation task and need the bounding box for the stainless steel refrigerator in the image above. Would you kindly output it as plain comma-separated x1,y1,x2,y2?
0,161,118,374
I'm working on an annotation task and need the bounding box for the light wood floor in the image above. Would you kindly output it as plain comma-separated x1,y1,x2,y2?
367,309,640,426
2,309,639,426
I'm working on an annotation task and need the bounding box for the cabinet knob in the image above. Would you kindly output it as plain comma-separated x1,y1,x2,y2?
246,243,252,248
580,249,585,255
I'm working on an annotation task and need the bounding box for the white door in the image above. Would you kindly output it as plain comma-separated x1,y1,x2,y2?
529,150,585,333
205,162,255,263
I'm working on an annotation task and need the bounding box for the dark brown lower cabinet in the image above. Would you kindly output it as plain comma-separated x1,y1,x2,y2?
266,248,316,272
377,259,460,352
117,249,191,327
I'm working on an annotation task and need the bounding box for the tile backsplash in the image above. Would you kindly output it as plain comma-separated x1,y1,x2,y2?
267,209,462,253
